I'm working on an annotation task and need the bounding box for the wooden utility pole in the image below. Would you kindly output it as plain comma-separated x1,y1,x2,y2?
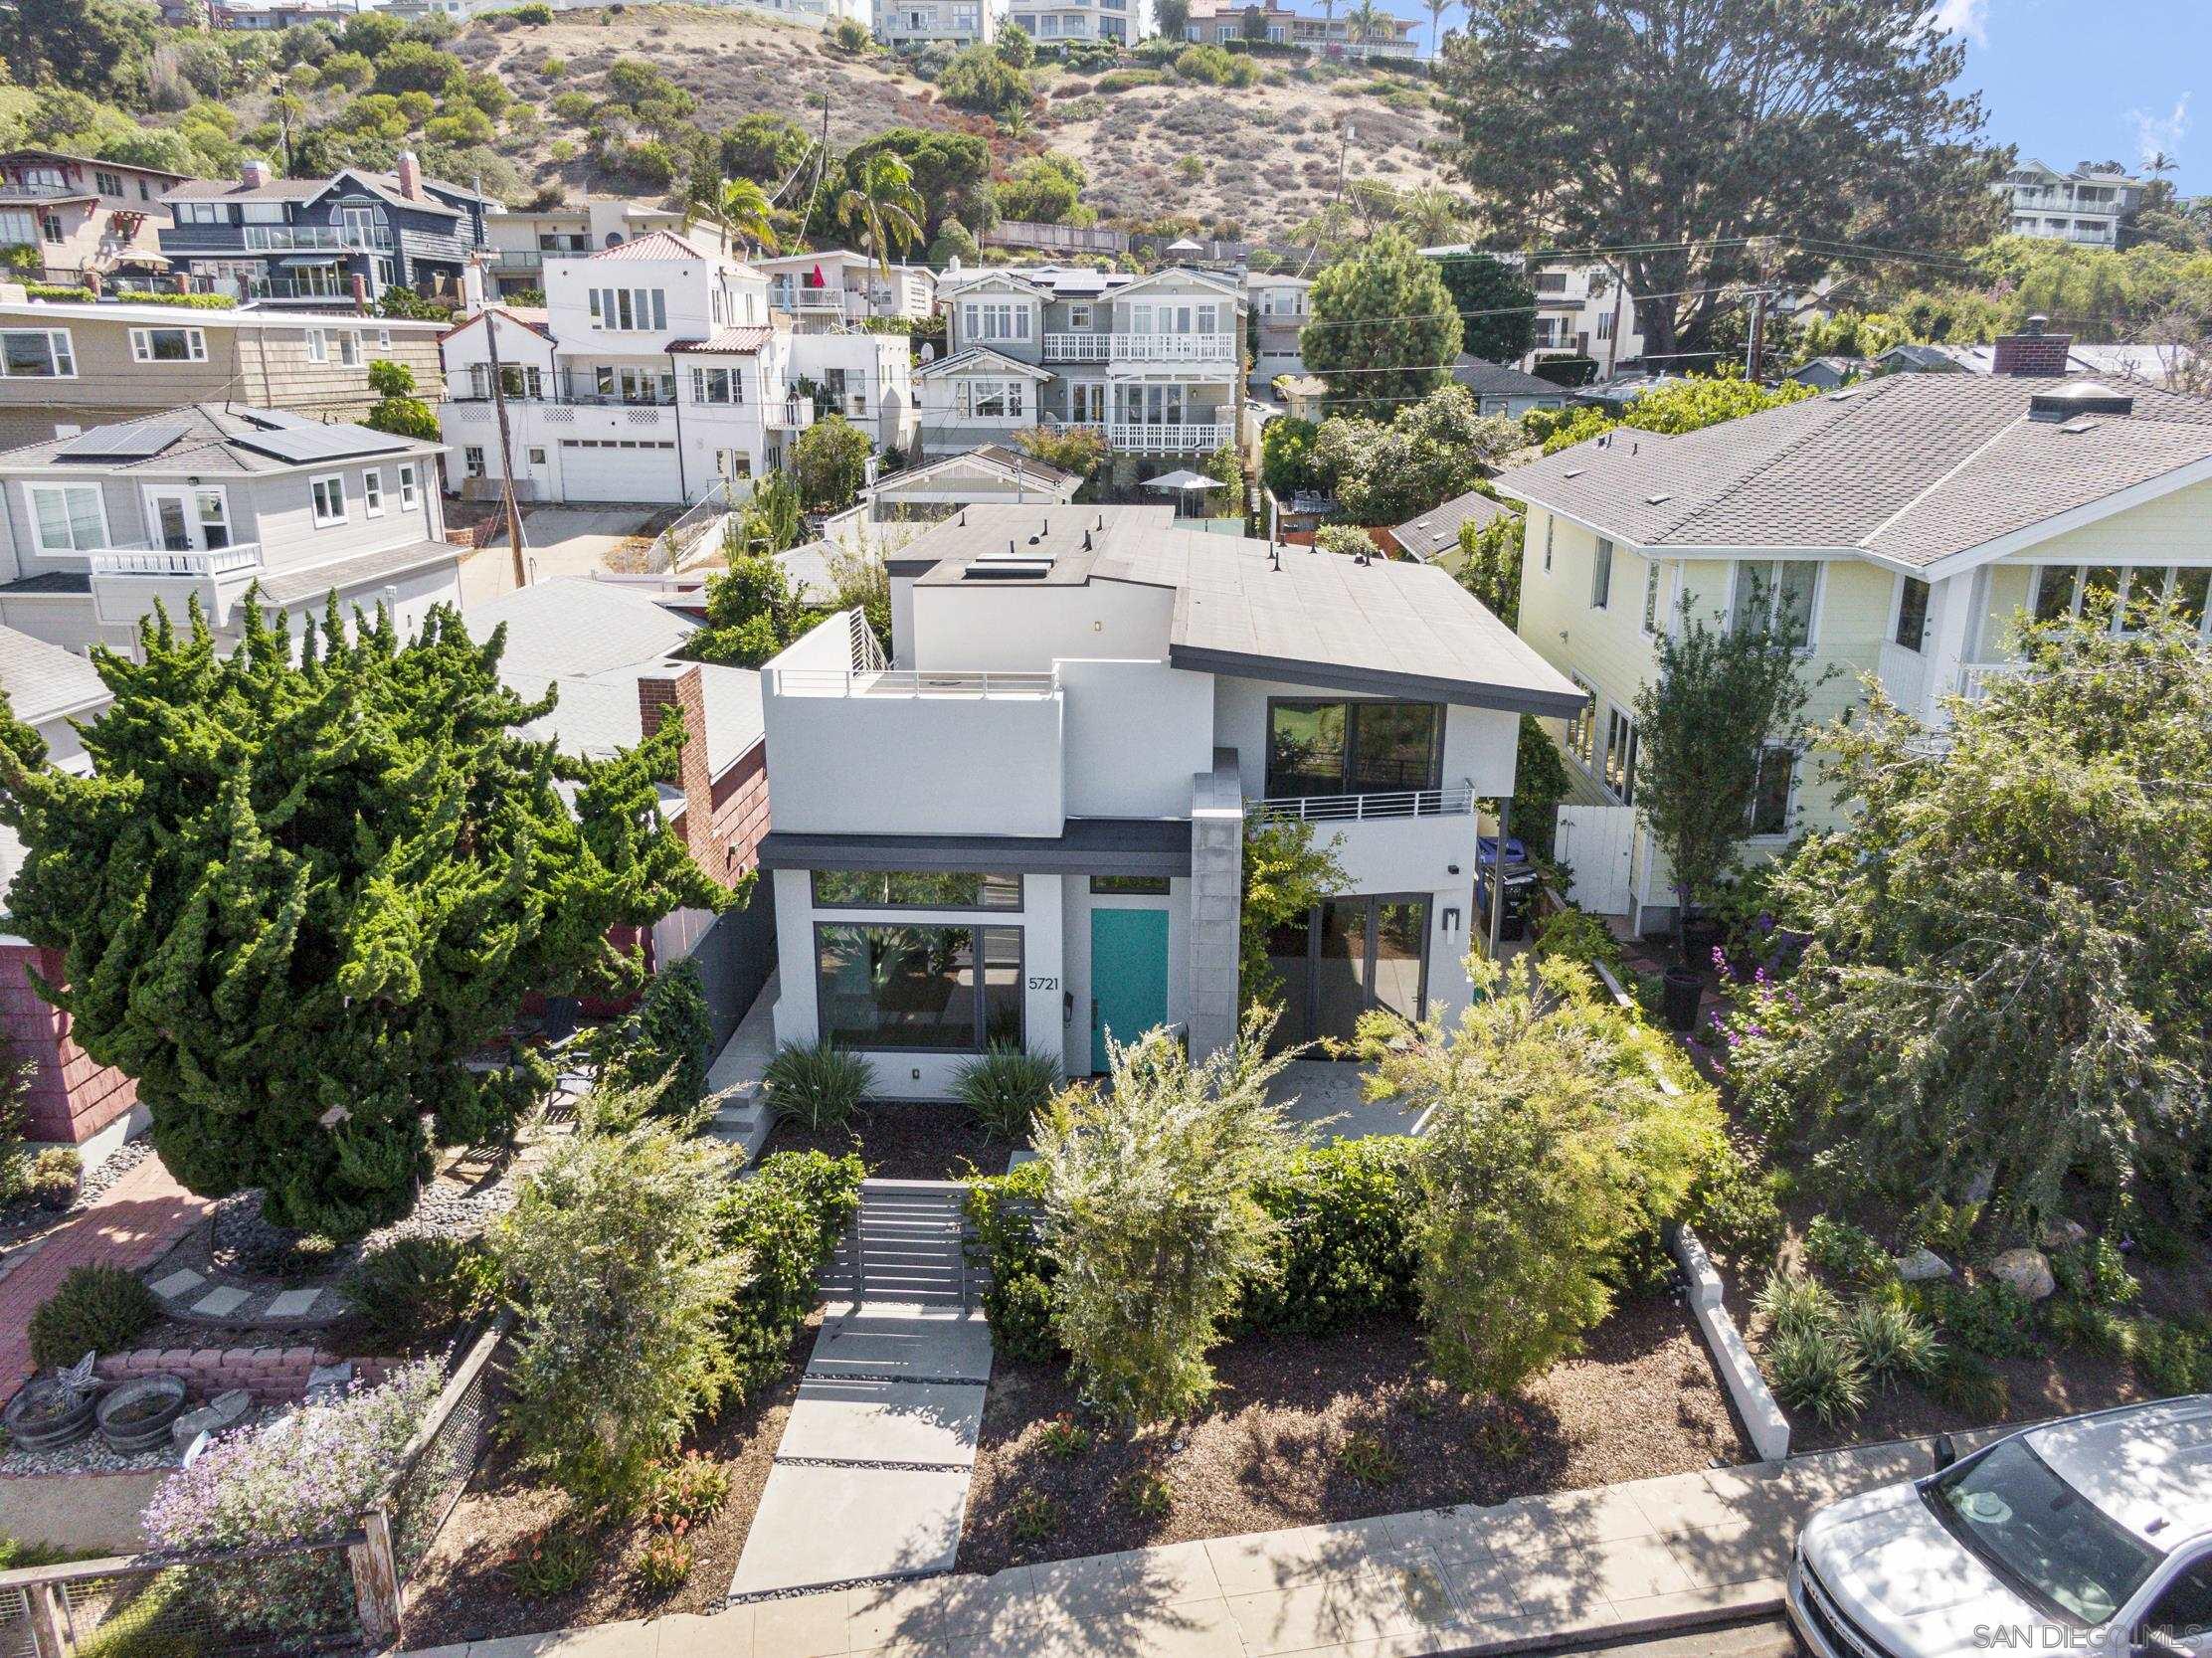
1746,287,1769,384
473,259,527,587
1603,263,1625,381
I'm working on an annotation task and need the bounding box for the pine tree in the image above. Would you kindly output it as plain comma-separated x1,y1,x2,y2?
1299,230,1463,417
0,599,728,1238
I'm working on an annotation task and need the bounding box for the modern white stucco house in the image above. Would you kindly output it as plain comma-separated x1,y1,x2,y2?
1494,348,2212,933
756,504,1583,1097
757,251,938,331
925,265,1245,476
874,0,995,47
437,232,915,504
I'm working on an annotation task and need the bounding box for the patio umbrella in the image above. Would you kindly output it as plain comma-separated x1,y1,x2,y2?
1142,468,1218,517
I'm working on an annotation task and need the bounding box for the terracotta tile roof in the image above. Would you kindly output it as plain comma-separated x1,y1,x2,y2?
587,229,711,262
664,326,773,354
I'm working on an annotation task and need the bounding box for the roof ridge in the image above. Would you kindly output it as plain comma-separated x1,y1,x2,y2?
1856,403,2030,551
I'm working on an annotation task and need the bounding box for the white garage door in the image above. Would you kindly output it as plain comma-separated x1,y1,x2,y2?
559,438,683,504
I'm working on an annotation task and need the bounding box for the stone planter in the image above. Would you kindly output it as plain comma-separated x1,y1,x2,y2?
3,1378,95,1451
96,1376,188,1454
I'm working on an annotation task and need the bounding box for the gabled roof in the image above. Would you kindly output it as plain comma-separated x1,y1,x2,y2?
0,624,108,726
873,444,1079,496
438,305,553,345
1452,357,1569,399
1391,486,1513,561
937,268,1053,301
914,345,1054,381
0,146,191,182
1496,372,2212,574
588,228,713,263
165,166,490,216
0,403,440,476
665,326,774,355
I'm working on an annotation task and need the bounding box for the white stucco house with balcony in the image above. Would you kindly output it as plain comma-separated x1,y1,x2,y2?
437,231,914,504
0,403,461,657
924,266,1245,478
757,251,937,331
875,0,994,47
1494,341,2212,933
1994,160,2143,248
754,504,1583,1096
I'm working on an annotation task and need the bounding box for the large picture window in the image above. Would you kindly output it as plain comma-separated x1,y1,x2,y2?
0,329,74,378
816,923,1022,1051
1265,699,1442,800
26,483,107,554
812,869,1021,910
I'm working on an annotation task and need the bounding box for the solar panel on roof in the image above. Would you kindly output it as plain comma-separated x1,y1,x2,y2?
231,423,413,463
54,417,190,461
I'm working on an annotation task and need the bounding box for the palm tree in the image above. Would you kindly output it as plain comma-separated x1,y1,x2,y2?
1423,0,1448,59
704,177,780,261
1396,186,1466,248
1345,0,1391,46
837,151,926,282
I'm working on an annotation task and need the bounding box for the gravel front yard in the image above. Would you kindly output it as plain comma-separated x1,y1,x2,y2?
957,1295,1748,1575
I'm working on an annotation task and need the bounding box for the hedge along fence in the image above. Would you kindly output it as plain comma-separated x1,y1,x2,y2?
716,1150,866,1399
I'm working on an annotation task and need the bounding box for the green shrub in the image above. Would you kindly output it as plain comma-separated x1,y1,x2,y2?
951,1046,1061,1142
1173,44,1257,87
1920,1277,2040,1359
1096,68,1165,92
1530,904,1627,983
1234,1138,1420,1336
1766,1324,1868,1425
509,1,553,18
2131,1318,2212,1395
1805,1216,1895,1288
22,1146,81,1208
589,961,714,1121
1337,1431,1403,1486
29,1264,158,1370
1753,1269,1840,1345
763,1040,874,1131
1008,1488,1063,1540
1844,1299,1938,1389
1119,1469,1172,1519
1924,1347,2008,1417
714,1150,864,1401
1678,1135,1785,1268
966,1158,1058,1362
2044,1295,2134,1360
340,1235,487,1348
2050,1237,2137,1309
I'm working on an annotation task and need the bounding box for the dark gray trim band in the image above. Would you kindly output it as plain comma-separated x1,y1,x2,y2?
1169,644,1589,719
761,817,1191,877
884,558,938,578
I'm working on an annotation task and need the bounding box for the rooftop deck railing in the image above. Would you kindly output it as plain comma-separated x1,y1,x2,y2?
1251,781,1476,823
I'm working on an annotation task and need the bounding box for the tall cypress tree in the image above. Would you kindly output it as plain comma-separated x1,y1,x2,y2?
0,598,729,1238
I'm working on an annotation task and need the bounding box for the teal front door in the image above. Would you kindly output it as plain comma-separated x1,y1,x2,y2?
1090,908,1171,1072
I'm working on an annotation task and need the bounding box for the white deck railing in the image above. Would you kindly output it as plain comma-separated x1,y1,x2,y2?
1107,421,1235,454
771,666,1058,699
1110,333,1237,364
90,543,264,579
1250,781,1476,823
1043,332,1111,362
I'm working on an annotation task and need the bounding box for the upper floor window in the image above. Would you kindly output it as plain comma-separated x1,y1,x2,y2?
130,327,208,364
962,300,1030,342
1640,558,1665,637
0,209,36,246
21,167,64,190
590,286,667,332
238,202,285,225
1730,558,1818,645
1542,514,1555,573
0,329,74,378
24,482,106,555
305,327,361,367
310,472,348,527
39,213,61,244
813,870,1021,910
2035,562,2212,635
397,463,419,510
1536,272,1569,294
1589,536,1613,609
690,366,745,404
174,201,227,225
1893,575,1931,652
1265,698,1442,800
958,377,1026,419
1066,302,1092,329
362,468,384,517
93,170,123,196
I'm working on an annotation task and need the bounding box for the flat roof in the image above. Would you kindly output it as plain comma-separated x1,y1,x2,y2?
759,817,1192,876
902,505,1585,717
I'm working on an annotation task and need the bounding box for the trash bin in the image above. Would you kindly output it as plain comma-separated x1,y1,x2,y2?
1475,836,1540,943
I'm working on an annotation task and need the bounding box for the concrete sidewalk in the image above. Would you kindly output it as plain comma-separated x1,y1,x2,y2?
406,1433,1963,1658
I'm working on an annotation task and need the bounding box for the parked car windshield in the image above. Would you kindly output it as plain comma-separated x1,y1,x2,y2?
1931,1438,2163,1625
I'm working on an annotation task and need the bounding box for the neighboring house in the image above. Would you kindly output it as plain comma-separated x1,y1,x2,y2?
1994,159,2143,247
817,444,1083,559
1787,356,1872,391
1384,486,1511,567
1494,344,2212,933
1273,373,1327,423
756,251,937,330
0,150,190,287
0,404,461,658
471,575,776,1044
1246,272,1310,385
1419,246,1648,375
161,154,493,310
439,231,915,505
927,266,1245,475
1875,327,2202,390
0,294,446,449
1450,356,1571,418
875,0,995,46
755,503,1581,1095
1006,0,1132,44
480,199,716,298
207,0,359,25
0,627,138,1159
1184,0,1423,59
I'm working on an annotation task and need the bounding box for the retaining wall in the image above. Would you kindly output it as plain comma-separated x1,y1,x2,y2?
95,1347,399,1404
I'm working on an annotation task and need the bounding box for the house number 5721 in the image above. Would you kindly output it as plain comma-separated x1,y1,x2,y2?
1028,976,1059,992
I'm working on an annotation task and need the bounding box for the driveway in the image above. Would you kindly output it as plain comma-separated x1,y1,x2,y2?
455,504,666,608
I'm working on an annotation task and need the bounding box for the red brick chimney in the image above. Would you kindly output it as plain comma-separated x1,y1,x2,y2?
350,271,369,314
395,150,423,202
1991,314,2074,377
240,158,272,189
639,666,720,880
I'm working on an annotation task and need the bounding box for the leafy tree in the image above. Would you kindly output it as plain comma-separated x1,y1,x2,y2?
1153,0,1192,37
1452,507,1522,626
1731,610,2212,1236
1438,0,2004,362
1362,956,1721,1396
493,1111,743,1511
1395,186,1467,250
587,960,715,1121
1526,370,1815,456
1258,416,1322,498
1630,588,1821,946
845,128,996,237
1436,253,1536,366
1032,1011,1302,1422
1301,230,1462,415
828,542,892,647
1311,384,1517,523
936,43,1032,121
0,603,725,1238
993,152,1087,225
994,24,1035,67
698,174,779,260
361,359,439,441
927,217,982,269
1510,714,1570,856
370,39,461,97
720,112,811,184
0,0,156,100
1014,423,1107,480
1793,309,1913,364
1240,815,1346,1014
794,414,872,514
837,150,925,279
689,548,821,669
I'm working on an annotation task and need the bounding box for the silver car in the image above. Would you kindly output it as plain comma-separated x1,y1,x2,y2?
1789,1396,2212,1658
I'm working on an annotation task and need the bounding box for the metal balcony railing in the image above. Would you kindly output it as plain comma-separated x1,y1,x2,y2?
1250,781,1477,824
770,666,1058,699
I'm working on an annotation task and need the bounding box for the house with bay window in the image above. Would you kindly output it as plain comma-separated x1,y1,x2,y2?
438,231,917,504
1496,335,2212,934
0,148,189,287
0,403,461,659
924,266,1245,478
755,504,1582,1095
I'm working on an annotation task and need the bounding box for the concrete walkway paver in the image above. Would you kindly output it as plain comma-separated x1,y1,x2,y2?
411,1431,1999,1658
0,1151,211,1400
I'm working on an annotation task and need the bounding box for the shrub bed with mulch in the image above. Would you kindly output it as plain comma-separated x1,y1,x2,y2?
759,1103,1022,1181
959,1297,1746,1573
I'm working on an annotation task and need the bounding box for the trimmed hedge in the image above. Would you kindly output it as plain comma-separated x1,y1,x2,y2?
715,1149,865,1400
29,1264,159,1370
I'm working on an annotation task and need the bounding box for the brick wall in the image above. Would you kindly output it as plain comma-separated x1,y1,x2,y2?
1992,323,2074,377
0,944,138,1146
638,667,770,895
96,1346,400,1405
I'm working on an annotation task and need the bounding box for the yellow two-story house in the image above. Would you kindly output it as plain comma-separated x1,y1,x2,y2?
1495,355,2212,934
